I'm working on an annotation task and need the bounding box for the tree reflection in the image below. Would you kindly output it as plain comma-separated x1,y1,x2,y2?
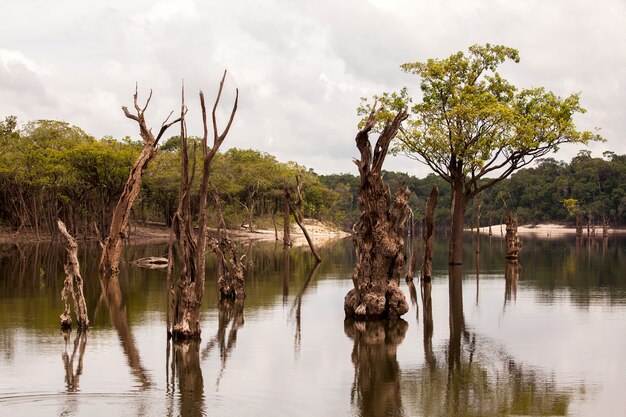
504,260,520,305
345,319,408,417
97,273,151,388
166,338,205,417
403,265,572,417
202,298,244,386
61,329,87,392
292,261,320,352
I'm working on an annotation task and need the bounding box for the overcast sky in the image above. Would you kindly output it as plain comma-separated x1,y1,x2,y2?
1,0,624,176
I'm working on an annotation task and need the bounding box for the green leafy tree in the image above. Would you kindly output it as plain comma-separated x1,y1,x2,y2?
379,44,601,266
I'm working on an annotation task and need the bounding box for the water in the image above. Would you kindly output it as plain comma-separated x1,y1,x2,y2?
1,235,625,416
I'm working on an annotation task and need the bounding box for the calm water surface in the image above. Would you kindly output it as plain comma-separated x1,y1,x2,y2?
1,234,625,416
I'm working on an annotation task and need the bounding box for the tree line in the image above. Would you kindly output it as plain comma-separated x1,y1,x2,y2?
1,114,623,239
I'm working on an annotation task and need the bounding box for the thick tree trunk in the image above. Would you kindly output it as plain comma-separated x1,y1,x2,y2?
421,186,438,283
449,180,466,266
100,88,180,277
344,104,410,320
58,220,89,329
170,72,238,340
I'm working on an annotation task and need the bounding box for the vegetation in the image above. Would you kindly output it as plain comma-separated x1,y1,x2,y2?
1,115,623,239
363,44,601,265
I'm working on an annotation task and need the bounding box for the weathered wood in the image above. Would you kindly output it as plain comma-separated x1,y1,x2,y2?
211,190,245,300
133,256,169,269
504,211,521,259
289,173,321,263
58,219,89,329
100,88,180,277
170,72,239,339
344,103,410,320
283,182,291,247
421,186,438,283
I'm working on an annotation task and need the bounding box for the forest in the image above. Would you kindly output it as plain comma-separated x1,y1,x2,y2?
1,114,624,239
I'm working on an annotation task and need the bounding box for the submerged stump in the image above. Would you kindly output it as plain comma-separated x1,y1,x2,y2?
344,103,410,320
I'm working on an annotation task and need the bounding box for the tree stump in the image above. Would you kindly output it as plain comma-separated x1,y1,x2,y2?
504,212,521,260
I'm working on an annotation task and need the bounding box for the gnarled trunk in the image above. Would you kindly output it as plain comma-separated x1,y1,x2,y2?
169,72,238,339
58,220,89,329
504,212,521,259
344,104,410,320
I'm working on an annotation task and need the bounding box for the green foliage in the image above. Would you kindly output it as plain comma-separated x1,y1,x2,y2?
373,44,602,198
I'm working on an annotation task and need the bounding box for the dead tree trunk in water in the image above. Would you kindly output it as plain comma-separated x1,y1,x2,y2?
289,173,321,263
169,72,238,340
344,103,410,320
421,186,438,284
283,183,291,247
475,193,482,253
100,88,180,278
210,190,245,300
58,220,89,329
504,211,521,260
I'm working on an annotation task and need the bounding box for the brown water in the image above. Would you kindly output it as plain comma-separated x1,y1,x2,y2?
0,235,625,416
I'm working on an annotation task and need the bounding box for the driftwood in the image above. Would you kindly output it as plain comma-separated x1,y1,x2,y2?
58,219,89,329
133,256,169,269
344,102,410,320
99,88,180,277
169,71,238,339
421,186,438,283
289,173,321,263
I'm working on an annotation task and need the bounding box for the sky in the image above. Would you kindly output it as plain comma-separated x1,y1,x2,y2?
1,0,624,176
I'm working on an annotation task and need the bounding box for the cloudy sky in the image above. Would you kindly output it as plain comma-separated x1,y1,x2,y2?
1,0,624,176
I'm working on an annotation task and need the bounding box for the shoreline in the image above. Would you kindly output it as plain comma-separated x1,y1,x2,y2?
0,219,351,246
472,223,626,236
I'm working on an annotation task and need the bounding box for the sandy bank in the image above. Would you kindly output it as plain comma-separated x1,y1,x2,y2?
473,223,625,237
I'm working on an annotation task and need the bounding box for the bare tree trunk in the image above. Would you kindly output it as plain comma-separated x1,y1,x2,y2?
421,186,438,283
602,217,609,237
475,193,482,254
170,72,238,340
99,88,180,278
344,103,410,320
289,173,321,263
283,183,291,247
504,211,521,260
210,190,245,300
58,220,89,329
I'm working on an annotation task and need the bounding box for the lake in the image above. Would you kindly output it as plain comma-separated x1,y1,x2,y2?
1,234,625,416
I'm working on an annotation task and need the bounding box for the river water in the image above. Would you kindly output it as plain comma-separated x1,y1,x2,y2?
0,234,625,416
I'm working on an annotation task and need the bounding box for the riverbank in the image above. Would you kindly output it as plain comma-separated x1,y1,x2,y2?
0,218,350,246
474,223,626,237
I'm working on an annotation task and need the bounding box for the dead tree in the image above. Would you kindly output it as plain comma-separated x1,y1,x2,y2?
344,103,410,320
475,192,482,253
99,88,180,278
504,211,521,260
289,173,321,263
58,220,89,329
283,182,291,247
210,190,245,300
169,71,238,340
421,186,438,284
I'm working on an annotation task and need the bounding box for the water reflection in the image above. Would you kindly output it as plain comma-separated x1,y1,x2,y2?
345,319,408,417
167,338,205,417
403,265,573,417
202,298,245,386
97,274,151,388
61,329,87,392
292,262,321,352
504,260,520,305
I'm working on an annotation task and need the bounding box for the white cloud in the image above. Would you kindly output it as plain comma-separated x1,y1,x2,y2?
0,0,624,174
